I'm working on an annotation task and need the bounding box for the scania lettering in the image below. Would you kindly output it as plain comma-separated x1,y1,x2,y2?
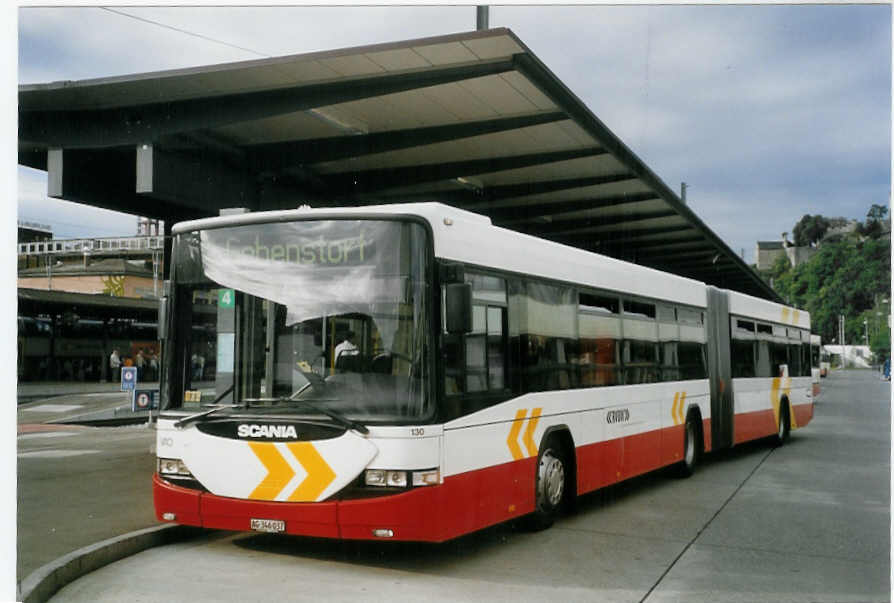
237,424,299,439
155,203,814,541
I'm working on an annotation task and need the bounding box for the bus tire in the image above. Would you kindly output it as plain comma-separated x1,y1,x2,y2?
677,412,700,478
525,435,568,531
775,400,791,446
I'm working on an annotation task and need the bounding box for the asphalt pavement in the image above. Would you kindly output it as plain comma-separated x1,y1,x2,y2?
15,370,892,603
16,385,161,590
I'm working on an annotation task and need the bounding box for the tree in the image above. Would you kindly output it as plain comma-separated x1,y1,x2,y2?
792,214,830,247
867,203,888,222
769,206,891,346
858,204,890,240
870,328,890,362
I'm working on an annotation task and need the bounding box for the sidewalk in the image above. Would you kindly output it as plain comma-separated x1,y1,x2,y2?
17,380,160,403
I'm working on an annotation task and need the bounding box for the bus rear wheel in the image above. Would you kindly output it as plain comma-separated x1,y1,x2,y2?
525,436,568,530
677,414,700,477
775,402,790,446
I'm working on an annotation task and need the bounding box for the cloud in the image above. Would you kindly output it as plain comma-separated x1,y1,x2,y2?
18,167,139,239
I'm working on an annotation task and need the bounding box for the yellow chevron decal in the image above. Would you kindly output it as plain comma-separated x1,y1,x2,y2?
671,391,687,425
781,307,791,324
286,442,336,502
507,409,527,461
770,377,781,425
248,442,295,501
522,408,542,457
792,310,800,326
783,377,797,429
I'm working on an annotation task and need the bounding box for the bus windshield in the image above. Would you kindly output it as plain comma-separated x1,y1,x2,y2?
169,218,432,423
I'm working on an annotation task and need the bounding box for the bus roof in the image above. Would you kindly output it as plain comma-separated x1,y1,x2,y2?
174,202,707,308
727,288,810,330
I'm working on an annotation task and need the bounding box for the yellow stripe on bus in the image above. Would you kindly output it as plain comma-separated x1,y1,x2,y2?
507,409,527,461
248,442,295,501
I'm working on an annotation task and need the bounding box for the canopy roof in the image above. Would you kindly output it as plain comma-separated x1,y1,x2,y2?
19,28,777,300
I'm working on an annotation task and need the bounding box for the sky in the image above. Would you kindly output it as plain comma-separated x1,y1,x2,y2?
12,4,893,260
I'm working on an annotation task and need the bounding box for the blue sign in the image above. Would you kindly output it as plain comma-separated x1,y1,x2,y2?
121,366,137,391
132,389,159,412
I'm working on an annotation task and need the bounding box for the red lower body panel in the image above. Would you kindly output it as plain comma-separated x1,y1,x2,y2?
734,409,777,445
154,459,537,543
153,412,790,542
733,403,814,445
793,403,814,428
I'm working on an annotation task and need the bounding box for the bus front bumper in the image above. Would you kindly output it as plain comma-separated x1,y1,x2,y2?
153,473,462,542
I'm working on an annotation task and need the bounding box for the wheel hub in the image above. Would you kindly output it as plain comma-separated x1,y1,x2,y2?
538,450,565,508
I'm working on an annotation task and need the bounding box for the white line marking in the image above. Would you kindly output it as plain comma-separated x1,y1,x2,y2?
18,432,77,440
23,404,84,412
18,450,101,459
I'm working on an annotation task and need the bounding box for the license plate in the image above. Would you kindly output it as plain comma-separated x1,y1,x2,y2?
250,518,285,533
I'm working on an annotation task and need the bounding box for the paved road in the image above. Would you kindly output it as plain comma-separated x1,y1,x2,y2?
21,370,891,602
17,394,158,581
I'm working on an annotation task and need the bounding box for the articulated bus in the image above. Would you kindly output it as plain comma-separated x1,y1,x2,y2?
154,203,813,541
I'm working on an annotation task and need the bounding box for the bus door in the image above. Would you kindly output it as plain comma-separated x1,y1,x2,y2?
706,287,733,449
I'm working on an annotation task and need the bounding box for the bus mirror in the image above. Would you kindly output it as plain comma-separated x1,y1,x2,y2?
158,297,169,341
445,283,473,334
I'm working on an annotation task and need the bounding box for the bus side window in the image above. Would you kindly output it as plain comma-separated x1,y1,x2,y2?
513,281,577,393
442,273,508,397
756,340,772,378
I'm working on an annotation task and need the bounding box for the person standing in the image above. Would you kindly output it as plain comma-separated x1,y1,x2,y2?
148,350,159,381
109,348,121,383
135,349,145,380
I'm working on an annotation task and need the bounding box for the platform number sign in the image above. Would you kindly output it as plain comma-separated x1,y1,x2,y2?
219,289,235,309
132,389,159,412
121,366,137,391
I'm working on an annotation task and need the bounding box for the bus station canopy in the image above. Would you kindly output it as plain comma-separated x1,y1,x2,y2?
19,28,778,301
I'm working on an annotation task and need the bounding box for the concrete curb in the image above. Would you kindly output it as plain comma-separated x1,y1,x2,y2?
17,524,204,603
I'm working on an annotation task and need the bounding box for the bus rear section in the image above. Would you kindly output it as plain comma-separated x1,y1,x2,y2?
724,290,814,445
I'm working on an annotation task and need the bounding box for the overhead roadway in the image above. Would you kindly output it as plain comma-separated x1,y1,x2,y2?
19,28,778,300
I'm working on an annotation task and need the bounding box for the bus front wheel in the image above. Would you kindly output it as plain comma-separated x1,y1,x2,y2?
525,436,568,530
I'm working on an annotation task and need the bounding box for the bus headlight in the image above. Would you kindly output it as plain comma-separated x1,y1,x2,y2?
364,468,439,488
158,457,193,477
412,469,440,486
365,469,407,487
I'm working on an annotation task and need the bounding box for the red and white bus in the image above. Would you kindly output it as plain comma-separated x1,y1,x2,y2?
154,203,814,541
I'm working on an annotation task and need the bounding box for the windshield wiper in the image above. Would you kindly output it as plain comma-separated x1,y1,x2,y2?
174,404,240,429
242,396,369,435
173,384,236,429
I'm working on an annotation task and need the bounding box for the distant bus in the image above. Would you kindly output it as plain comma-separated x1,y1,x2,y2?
810,334,822,396
154,203,814,541
820,346,831,377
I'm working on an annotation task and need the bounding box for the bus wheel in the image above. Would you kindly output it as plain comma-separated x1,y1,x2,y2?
526,437,567,530
677,414,699,478
775,402,790,446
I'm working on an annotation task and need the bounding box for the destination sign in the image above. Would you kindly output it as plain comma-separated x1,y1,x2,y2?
221,233,373,267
